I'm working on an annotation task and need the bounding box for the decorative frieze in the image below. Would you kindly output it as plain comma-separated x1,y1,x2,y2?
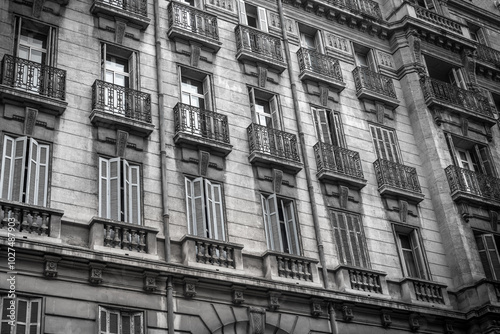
377,51,394,68
268,292,280,310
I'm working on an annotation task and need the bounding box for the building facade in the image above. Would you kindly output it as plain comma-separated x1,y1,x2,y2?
1,0,500,332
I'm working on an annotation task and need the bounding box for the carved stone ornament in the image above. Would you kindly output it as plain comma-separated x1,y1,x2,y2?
399,200,408,223
89,263,106,285
376,102,385,124
268,292,280,311
43,255,61,278
485,124,493,142
32,0,45,17
248,307,266,334
445,321,454,334
24,107,38,136
143,271,158,291
381,310,392,327
115,20,127,45
339,186,349,209
311,300,323,317
116,130,129,158
258,66,267,88
190,43,201,67
199,150,210,177
232,287,245,304
183,278,197,298
432,106,443,126
460,203,470,222
409,313,420,331
320,85,329,107
342,305,354,322
272,169,283,194
491,211,499,232
461,118,469,137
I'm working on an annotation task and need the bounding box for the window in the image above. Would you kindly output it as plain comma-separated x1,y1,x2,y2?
238,1,268,32
415,0,435,10
185,177,225,240
445,134,497,176
99,306,143,334
98,157,141,224
312,107,345,147
0,296,41,334
249,88,281,130
354,45,376,72
0,135,49,206
330,210,369,268
448,68,467,90
299,25,323,52
261,194,300,255
422,55,468,90
394,227,429,279
467,23,488,45
475,233,500,281
369,125,401,163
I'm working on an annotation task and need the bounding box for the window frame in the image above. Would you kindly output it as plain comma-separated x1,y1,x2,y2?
0,295,42,334
311,106,345,148
392,224,430,280
238,0,268,32
178,67,214,111
101,43,138,90
353,44,377,72
98,306,144,334
474,231,500,281
248,87,283,131
369,124,402,163
15,16,57,66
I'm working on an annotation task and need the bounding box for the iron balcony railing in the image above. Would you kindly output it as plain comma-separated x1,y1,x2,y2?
420,76,494,119
414,5,462,34
168,1,219,41
1,54,66,100
92,80,152,123
247,123,300,162
373,158,422,193
297,48,344,83
235,25,284,62
314,142,364,179
445,165,500,203
352,67,397,99
173,102,230,144
324,0,382,19
96,0,147,16
476,44,500,67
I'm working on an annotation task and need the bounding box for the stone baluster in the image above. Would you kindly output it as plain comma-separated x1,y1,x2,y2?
112,226,121,248
130,229,138,251
122,228,130,250
104,225,112,247
40,212,49,236
210,244,218,265
138,230,146,253
226,247,234,268
32,210,40,234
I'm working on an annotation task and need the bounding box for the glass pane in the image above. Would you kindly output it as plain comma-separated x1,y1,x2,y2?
30,50,43,63
18,46,29,60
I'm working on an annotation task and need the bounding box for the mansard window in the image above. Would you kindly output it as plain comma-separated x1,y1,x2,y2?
445,134,497,177
99,306,144,334
394,226,429,280
261,194,300,255
0,295,42,334
0,135,50,207
475,232,500,281
369,124,402,163
185,177,226,240
330,210,370,268
312,107,345,147
98,157,141,224
238,1,267,32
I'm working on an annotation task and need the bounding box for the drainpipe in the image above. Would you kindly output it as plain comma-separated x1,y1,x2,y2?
153,1,174,334
329,303,339,334
276,0,330,289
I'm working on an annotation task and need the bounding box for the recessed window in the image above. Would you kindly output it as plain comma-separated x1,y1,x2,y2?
312,107,345,148
394,225,429,280
238,1,268,32
475,232,500,281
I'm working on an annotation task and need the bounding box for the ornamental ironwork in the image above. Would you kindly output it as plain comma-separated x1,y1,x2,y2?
95,0,147,16
324,0,382,20
314,142,364,179
352,67,396,99
92,80,152,123
235,25,284,62
297,48,343,82
445,165,500,202
173,102,230,144
247,123,300,162
168,1,219,41
373,158,421,193
1,54,66,100
476,44,500,67
414,6,462,34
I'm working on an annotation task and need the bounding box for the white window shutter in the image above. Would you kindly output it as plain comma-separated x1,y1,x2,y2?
209,181,225,241
204,178,215,239
283,201,300,255
483,234,500,280
266,194,282,252
37,144,49,206
193,177,206,237
312,107,332,145
410,231,427,280
270,96,281,130
185,177,194,235
99,157,110,219
314,30,323,53
337,212,352,265
477,146,496,177
129,164,141,225
128,52,137,89
258,7,268,33
0,135,15,200
261,194,272,249
370,125,400,163
109,158,121,221
123,159,130,223
238,0,248,25
202,75,212,111
330,112,345,148
28,299,41,334
12,137,28,202
248,87,256,121
25,138,45,206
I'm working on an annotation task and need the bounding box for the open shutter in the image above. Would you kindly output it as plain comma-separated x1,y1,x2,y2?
25,138,48,206
128,52,137,89
331,211,346,264
423,0,435,10
123,160,130,223
367,50,376,72
314,31,323,53
474,145,487,175
476,235,493,279
478,146,496,177
269,96,281,130
12,137,28,202
204,179,214,239
37,144,49,206
109,310,120,334
337,212,352,265
205,179,225,241
109,158,121,221
445,133,459,166
132,312,143,334
483,234,500,280
257,7,268,33
185,178,194,235
346,214,361,267
101,44,107,81
312,107,332,145
330,112,344,147
202,76,212,111
248,87,257,122
25,138,39,205
449,68,467,90
410,231,427,280
122,313,132,334
16,298,28,334
99,158,109,218
238,0,248,25
0,135,15,200
283,201,300,255
28,299,41,334
370,125,399,163
262,194,282,251
193,177,206,237
1,297,11,333
261,194,271,249
129,164,141,224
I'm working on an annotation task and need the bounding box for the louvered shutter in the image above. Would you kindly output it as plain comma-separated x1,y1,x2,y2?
129,164,141,224
257,7,268,33
370,125,399,163
204,179,215,239
312,107,332,145
367,50,376,72
202,76,212,111
109,158,121,221
238,0,248,25
12,137,28,202
476,235,495,279
478,146,496,177
28,299,41,334
132,313,143,334
445,133,459,166
482,234,500,280
263,194,282,251
17,298,28,334
283,201,300,255
123,160,130,223
122,313,131,334
99,158,109,219
352,214,368,267
270,96,281,130
330,112,344,148
331,211,346,264
192,177,206,237
261,194,272,249
185,178,194,235
346,214,361,267
128,52,137,89
109,310,120,334
0,297,11,333
205,179,225,240
37,144,49,206
449,68,467,90
314,30,323,53
25,138,39,205
0,135,15,200
25,139,49,206
410,231,427,279
248,87,257,122
337,212,352,265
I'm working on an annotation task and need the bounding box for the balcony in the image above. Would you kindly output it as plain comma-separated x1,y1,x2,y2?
235,25,287,73
247,123,302,174
401,277,450,307
334,265,389,296
414,6,462,35
445,165,500,209
373,158,424,203
90,0,150,30
89,217,159,258
0,55,67,115
0,199,64,239
297,48,345,92
314,142,366,189
420,76,496,126
262,251,320,285
167,1,221,52
90,80,154,137
173,103,232,157
475,44,500,74
352,67,399,109
180,235,244,272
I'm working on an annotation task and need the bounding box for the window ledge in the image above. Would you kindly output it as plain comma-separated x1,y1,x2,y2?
0,85,68,116
90,109,155,138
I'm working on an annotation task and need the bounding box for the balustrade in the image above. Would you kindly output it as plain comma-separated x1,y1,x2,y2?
194,239,235,268
168,1,219,41
173,103,229,144
414,6,462,34
1,54,66,100
413,280,445,304
445,165,500,203
247,123,300,162
235,25,284,63
373,159,422,193
476,44,500,67
348,268,383,293
207,0,234,11
276,254,313,281
297,48,343,82
352,67,397,99
314,142,364,179
103,223,147,253
325,0,382,19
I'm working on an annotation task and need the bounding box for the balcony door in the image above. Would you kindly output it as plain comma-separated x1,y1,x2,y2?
249,88,283,155
299,26,323,71
369,125,401,163
238,1,269,53
180,70,212,137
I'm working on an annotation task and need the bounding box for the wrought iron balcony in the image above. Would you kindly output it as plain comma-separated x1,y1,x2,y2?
167,1,221,52
90,0,150,30
314,142,366,189
235,25,286,73
173,102,232,156
297,48,345,92
420,76,495,125
247,123,302,174
323,0,382,19
0,55,67,114
414,5,463,35
373,158,424,203
476,44,500,67
445,165,500,208
90,80,154,137
352,67,399,109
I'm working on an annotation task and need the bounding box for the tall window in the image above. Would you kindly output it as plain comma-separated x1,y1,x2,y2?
0,296,42,334
475,233,500,281
394,227,429,279
238,1,268,32
249,88,281,130
261,194,300,255
185,177,225,240
330,210,369,268
468,22,488,45
445,134,497,176
369,124,401,163
354,45,376,72
99,157,141,224
99,306,143,334
0,135,49,206
312,107,345,147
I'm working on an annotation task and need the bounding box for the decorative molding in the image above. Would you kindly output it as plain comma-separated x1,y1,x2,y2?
325,33,350,54
24,107,38,136
460,203,470,222
378,51,394,68
461,118,469,137
381,310,392,327
268,292,280,311
342,305,354,322
115,20,127,44
311,299,323,317
43,255,61,278
89,263,106,285
258,66,268,88
199,151,210,177
461,49,478,90
408,29,422,66
491,211,499,232
432,106,443,126
190,44,201,67
248,307,266,334
272,169,283,194
232,286,245,304
116,130,129,158
409,313,420,331
143,271,158,291
183,278,197,298
445,320,454,334
399,200,408,223
376,102,385,124
320,85,329,107
339,186,349,209
485,124,493,142
32,0,45,17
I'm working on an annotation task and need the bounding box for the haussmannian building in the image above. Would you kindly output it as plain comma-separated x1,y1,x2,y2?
1,0,500,332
